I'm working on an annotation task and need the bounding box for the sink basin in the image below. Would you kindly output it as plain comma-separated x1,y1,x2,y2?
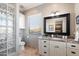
50,37,66,42
52,38,62,40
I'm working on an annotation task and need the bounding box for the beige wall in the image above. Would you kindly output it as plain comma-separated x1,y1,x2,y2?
25,3,76,35
75,4,79,17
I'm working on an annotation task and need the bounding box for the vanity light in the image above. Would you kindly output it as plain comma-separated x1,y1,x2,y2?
49,11,59,16
49,11,69,16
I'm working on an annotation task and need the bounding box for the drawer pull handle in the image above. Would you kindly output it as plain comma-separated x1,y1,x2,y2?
44,52,47,54
55,46,59,48
44,45,47,47
71,51,76,54
71,45,76,47
44,41,46,43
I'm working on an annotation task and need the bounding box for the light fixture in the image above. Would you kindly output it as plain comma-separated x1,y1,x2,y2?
49,11,69,16
49,11,59,16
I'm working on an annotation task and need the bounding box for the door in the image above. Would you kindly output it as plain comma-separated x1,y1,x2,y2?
0,4,16,56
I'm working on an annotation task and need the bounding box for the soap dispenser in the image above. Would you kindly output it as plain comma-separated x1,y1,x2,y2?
51,34,54,38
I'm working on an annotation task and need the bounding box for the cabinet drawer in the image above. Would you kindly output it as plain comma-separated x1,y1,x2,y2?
39,40,49,56
39,48,49,56
67,43,79,49
39,40,49,46
39,44,49,51
39,42,49,55
67,48,79,56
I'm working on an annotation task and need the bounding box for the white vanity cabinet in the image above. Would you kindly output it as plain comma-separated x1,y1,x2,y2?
67,43,79,56
39,39,50,56
50,41,66,56
39,38,79,56
38,38,66,56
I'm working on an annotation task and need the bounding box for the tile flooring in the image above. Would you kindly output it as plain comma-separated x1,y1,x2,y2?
18,46,39,56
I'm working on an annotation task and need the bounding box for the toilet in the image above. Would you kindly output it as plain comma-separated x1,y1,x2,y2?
19,38,25,50
20,41,25,50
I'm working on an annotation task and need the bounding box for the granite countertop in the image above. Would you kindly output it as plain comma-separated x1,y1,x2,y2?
38,36,79,44
67,39,79,44
38,36,67,42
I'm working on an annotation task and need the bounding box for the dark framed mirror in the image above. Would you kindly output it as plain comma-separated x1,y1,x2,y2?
44,13,70,36
76,15,79,24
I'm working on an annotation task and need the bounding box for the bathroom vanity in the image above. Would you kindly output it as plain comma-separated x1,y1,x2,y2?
38,13,79,56
38,37,67,56
38,36,79,56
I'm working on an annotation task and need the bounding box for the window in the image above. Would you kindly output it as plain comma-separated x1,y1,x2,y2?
28,13,43,35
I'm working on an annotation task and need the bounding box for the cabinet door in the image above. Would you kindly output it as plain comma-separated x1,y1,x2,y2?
50,41,55,56
54,41,66,56
50,41,66,56
54,46,66,56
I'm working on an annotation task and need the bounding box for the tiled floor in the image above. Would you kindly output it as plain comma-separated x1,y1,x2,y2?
18,46,39,56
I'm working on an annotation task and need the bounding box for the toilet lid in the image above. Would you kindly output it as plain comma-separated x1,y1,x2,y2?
20,42,25,45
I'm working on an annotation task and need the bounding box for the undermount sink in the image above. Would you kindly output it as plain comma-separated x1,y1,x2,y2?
51,38,63,40
50,37,66,42
38,36,66,42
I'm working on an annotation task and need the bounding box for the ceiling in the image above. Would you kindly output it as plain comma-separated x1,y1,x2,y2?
19,3,44,12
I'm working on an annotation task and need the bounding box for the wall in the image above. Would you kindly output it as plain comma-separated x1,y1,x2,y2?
25,3,76,35
26,13,43,49
19,13,25,29
74,3,79,38
75,4,79,17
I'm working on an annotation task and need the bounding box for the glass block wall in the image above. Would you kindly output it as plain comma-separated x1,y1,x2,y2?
0,3,16,56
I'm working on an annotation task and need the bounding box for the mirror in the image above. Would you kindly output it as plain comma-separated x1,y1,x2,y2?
44,13,70,36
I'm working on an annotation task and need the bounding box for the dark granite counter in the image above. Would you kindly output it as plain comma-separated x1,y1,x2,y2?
38,36,79,44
